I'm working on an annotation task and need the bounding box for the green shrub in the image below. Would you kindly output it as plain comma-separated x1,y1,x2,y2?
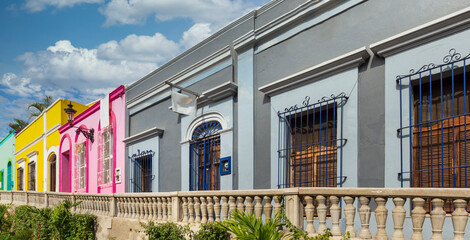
0,200,95,240
140,221,191,240
215,210,287,240
70,214,95,240
193,223,229,240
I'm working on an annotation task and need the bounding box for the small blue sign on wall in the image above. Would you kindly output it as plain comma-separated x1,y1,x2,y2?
220,156,231,175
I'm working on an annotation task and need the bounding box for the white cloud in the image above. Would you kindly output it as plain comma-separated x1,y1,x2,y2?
97,33,180,63
1,73,41,97
180,23,213,49
17,40,158,91
99,0,256,27
23,0,103,12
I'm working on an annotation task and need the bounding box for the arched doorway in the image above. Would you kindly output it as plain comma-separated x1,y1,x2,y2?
49,154,57,192
7,161,12,190
189,121,222,191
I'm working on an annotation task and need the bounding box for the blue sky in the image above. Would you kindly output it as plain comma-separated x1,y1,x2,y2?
0,0,269,137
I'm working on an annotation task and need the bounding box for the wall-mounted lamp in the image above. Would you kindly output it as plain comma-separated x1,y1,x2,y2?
64,102,94,143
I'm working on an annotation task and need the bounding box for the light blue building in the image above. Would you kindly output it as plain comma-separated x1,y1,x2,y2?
0,132,15,191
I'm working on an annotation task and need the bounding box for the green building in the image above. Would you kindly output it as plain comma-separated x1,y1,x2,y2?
0,132,15,190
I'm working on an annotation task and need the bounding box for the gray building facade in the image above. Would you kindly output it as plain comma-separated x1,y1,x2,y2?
124,0,470,198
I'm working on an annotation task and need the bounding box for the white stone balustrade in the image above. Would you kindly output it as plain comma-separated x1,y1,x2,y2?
0,188,469,239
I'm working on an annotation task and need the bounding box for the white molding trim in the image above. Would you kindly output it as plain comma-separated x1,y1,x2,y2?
184,112,228,142
259,47,369,96
197,82,238,107
14,124,61,157
15,99,63,137
123,127,164,145
16,157,26,164
127,51,231,112
370,6,470,57
26,151,38,159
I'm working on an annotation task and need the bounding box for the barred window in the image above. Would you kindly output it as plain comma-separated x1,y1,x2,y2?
28,162,36,191
77,142,87,190
17,168,24,191
277,94,347,188
99,126,113,185
397,49,470,211
189,121,222,191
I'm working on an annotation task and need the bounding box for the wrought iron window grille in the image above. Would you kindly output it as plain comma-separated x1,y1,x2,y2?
277,93,348,189
396,48,470,198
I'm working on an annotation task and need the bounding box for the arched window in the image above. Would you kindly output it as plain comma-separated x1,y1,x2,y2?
189,121,222,191
49,154,56,192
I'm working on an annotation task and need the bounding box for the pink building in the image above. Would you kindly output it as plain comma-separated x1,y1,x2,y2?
59,86,126,193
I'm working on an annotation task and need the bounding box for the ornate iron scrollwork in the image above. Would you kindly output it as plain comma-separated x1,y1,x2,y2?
406,48,470,75
278,92,348,115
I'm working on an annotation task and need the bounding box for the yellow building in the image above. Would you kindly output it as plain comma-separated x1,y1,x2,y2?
15,99,87,192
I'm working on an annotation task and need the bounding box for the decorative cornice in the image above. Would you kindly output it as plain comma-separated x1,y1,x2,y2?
16,157,25,164
197,82,238,107
123,127,164,145
26,151,38,158
109,85,125,101
127,47,231,109
370,6,470,57
259,47,370,96
15,98,63,137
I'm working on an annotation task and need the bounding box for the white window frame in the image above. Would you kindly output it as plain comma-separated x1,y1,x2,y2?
77,142,87,190
100,126,113,185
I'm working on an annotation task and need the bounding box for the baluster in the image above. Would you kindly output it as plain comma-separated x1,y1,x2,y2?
162,197,168,221
157,197,163,221
134,198,140,218
392,197,406,240
330,196,341,238
147,198,153,220
99,197,104,215
143,198,149,220
246,196,254,215
207,197,214,223
221,197,229,221
137,197,143,219
273,196,281,216
124,197,129,218
152,197,158,220
430,198,445,240
167,197,172,221
254,196,263,220
132,198,138,218
195,197,201,223
200,197,207,224
229,196,236,218
237,196,245,213
452,199,468,240
188,197,195,223
114,197,120,217
359,196,372,239
214,197,221,222
344,196,356,238
182,197,188,223
411,197,426,240
304,196,316,235
317,195,327,234
264,196,273,220
375,197,388,240
118,198,123,217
